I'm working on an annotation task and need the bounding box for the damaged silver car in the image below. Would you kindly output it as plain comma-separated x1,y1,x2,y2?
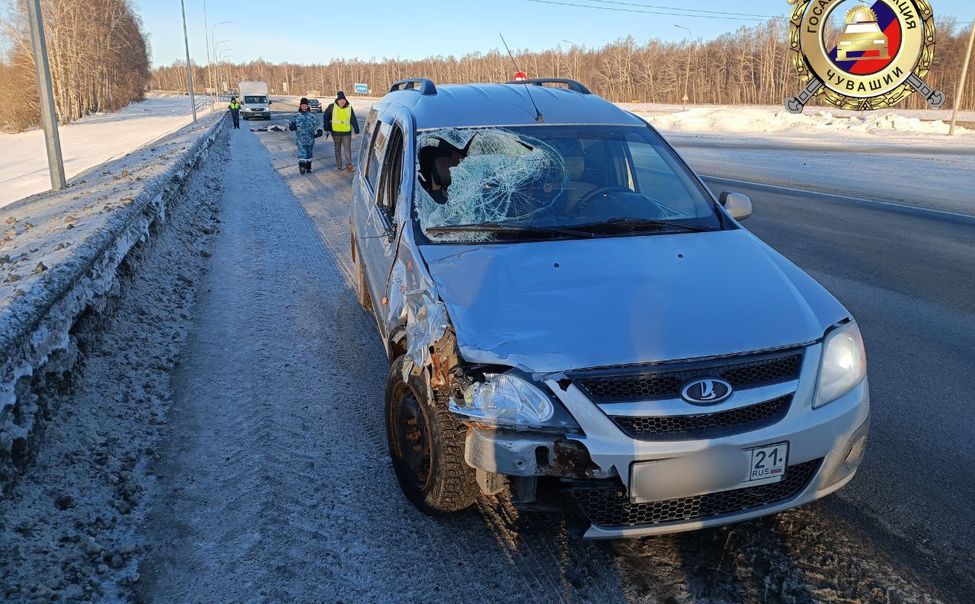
350,78,869,538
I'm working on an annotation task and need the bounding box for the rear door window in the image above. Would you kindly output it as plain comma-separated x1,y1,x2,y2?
366,121,390,188
358,109,379,170
377,125,405,220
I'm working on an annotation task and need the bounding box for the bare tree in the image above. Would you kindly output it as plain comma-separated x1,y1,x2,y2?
0,0,150,132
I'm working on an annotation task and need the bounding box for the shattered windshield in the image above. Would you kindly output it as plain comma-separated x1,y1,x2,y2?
414,125,723,243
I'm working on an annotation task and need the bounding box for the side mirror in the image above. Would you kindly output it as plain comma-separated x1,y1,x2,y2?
719,192,753,221
267,100,272,105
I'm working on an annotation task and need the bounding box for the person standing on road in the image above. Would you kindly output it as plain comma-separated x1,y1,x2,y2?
289,97,324,175
323,91,360,173
228,96,241,129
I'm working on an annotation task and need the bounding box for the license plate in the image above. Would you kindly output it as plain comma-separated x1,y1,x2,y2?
745,442,788,486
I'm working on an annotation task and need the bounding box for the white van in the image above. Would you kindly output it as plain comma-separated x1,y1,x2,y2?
238,81,271,120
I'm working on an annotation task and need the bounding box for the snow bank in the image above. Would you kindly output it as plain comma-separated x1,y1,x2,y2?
0,94,216,208
622,104,973,139
0,112,225,480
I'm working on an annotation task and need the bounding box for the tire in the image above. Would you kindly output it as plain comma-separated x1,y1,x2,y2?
385,356,478,514
351,235,372,312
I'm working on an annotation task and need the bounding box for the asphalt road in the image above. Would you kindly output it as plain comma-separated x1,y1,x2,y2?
702,175,975,591
136,107,974,602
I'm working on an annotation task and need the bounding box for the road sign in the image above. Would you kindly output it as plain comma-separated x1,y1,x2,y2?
513,71,527,81
354,83,369,94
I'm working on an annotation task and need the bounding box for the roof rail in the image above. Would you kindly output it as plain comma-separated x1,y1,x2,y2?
389,78,437,95
505,78,592,94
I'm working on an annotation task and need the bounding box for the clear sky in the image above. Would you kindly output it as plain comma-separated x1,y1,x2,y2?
137,0,975,68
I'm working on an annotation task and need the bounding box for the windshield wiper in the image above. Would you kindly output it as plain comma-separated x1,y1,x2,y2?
426,222,595,238
567,217,713,234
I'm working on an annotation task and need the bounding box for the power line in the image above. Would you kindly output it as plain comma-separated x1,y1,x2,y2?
526,0,771,21
586,0,773,19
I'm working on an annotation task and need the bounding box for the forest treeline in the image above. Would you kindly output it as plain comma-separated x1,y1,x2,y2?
0,0,150,132
149,18,974,112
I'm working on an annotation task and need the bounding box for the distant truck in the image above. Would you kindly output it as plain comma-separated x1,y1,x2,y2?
238,81,271,120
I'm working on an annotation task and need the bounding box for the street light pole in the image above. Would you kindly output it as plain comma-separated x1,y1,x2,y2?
214,40,230,95
211,22,233,94
26,0,66,191
675,25,692,111
216,46,232,97
949,16,975,136
179,0,197,123
203,0,213,99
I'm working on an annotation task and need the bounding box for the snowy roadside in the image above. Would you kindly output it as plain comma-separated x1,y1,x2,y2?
0,93,217,208
620,103,975,150
0,130,224,601
611,104,975,216
0,113,223,483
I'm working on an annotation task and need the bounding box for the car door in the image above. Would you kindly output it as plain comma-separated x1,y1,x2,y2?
356,112,409,341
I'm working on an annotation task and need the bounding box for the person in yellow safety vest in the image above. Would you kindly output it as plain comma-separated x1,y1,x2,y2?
322,91,360,173
227,96,241,129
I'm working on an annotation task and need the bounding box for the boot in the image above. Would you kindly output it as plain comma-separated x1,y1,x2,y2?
346,163,354,173
298,160,306,175
306,160,312,173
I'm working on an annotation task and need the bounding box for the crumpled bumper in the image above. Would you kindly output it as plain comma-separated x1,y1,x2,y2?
461,347,870,538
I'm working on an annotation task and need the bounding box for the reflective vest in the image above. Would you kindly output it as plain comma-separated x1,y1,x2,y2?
228,101,240,110
331,104,352,133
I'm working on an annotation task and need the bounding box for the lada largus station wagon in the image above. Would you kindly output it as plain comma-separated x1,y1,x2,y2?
350,77,870,538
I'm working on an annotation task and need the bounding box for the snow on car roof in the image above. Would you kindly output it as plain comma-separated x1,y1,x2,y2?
383,83,645,130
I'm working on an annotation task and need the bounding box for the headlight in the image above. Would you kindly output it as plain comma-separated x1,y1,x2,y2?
450,372,581,432
814,321,867,408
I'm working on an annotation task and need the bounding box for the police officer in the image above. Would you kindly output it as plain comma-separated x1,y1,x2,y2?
227,96,241,129
289,98,324,174
323,91,360,172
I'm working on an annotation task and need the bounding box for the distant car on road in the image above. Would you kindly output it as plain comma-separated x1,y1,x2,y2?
307,98,322,113
351,77,870,539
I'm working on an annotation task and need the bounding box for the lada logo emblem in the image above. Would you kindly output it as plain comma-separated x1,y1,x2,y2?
681,378,733,405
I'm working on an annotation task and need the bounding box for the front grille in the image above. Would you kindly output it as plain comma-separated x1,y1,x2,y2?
611,394,791,441
575,350,803,403
573,459,821,528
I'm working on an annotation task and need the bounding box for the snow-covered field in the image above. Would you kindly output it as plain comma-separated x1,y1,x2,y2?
623,103,975,148
0,94,215,208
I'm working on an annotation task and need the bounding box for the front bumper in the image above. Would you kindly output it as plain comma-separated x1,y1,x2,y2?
461,343,870,538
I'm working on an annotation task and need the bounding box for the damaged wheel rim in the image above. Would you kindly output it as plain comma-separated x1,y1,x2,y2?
391,389,433,490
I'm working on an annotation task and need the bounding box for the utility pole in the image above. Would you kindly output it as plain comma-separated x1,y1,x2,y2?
949,16,975,136
203,0,213,99
26,0,66,191
180,0,197,123
675,25,692,111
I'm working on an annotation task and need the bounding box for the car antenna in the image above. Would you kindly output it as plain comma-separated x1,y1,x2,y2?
500,33,543,123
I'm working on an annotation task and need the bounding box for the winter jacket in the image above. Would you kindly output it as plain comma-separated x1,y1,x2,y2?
228,100,240,112
323,92,359,136
289,111,322,147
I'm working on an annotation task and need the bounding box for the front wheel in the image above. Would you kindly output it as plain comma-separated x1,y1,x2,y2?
385,356,478,514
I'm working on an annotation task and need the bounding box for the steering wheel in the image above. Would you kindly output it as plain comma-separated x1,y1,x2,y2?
570,184,632,216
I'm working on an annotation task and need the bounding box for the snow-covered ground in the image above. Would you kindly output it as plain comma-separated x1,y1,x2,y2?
608,104,975,216
619,103,975,139
0,94,216,208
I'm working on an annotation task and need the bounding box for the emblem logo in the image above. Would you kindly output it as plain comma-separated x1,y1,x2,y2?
786,0,945,113
681,379,733,405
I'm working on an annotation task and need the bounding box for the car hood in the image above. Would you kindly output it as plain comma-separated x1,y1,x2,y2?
420,229,848,374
